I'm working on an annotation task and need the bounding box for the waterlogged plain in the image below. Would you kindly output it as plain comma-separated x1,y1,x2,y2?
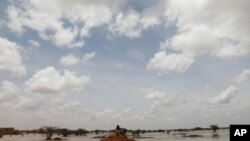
0,130,229,141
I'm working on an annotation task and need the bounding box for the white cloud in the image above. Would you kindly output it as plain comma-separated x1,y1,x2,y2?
7,6,24,34
140,0,166,29
60,54,79,66
144,89,181,107
0,81,44,112
109,9,142,38
69,41,84,48
28,40,40,47
25,66,89,94
170,26,219,56
6,0,127,48
216,39,249,59
16,94,44,111
210,85,237,104
147,0,250,74
53,27,76,46
145,90,165,101
0,37,26,76
234,69,250,84
147,51,194,73
82,52,96,63
60,52,95,66
163,0,250,59
0,80,19,102
109,2,167,38
55,100,81,112
142,89,185,118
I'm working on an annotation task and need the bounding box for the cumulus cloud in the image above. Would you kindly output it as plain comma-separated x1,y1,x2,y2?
82,52,96,63
140,0,165,29
147,0,250,74
147,51,194,73
0,81,44,111
69,41,84,48
234,69,250,84
210,85,237,104
109,9,142,38
141,88,185,118
108,1,169,38
164,0,250,59
170,26,219,56
0,81,19,102
6,0,127,48
25,67,89,94
7,6,24,34
0,37,26,76
144,89,181,106
60,54,79,66
52,100,81,112
145,90,165,101
109,7,163,38
16,94,44,111
216,40,248,59
28,40,40,47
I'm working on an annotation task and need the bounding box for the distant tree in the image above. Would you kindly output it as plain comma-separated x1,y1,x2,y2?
193,127,203,130
136,129,141,134
38,128,45,134
76,129,88,136
141,130,146,134
210,125,219,132
157,129,164,133
94,130,100,135
43,126,54,140
61,129,69,137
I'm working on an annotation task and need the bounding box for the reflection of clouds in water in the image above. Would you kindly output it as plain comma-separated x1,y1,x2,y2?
212,133,220,138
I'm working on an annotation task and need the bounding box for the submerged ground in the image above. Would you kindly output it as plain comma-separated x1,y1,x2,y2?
0,129,229,141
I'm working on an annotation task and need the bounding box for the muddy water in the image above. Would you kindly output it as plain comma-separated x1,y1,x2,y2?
0,130,229,141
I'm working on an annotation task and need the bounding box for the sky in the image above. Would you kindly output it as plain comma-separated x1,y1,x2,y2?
0,0,250,130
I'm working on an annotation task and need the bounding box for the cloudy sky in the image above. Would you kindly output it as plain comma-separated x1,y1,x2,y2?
0,0,250,130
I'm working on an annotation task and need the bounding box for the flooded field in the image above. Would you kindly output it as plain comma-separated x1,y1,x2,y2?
0,130,229,141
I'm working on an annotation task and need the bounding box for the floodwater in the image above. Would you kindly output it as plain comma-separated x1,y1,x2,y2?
0,130,229,141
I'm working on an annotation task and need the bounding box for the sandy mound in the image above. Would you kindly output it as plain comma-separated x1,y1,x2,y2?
101,134,136,141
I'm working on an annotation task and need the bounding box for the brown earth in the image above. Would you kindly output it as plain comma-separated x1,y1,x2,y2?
101,134,136,141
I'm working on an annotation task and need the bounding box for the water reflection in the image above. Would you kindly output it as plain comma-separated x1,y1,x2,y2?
212,133,220,138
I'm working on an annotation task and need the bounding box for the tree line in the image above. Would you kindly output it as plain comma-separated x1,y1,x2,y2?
0,124,228,139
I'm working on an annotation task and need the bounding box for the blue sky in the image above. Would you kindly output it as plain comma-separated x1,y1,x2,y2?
0,0,250,130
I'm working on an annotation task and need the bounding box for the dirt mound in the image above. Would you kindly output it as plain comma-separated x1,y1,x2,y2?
101,134,136,141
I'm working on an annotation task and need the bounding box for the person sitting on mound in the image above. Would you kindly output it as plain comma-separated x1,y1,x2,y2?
115,125,124,136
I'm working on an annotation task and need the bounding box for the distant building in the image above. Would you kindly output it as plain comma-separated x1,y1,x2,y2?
0,128,14,134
